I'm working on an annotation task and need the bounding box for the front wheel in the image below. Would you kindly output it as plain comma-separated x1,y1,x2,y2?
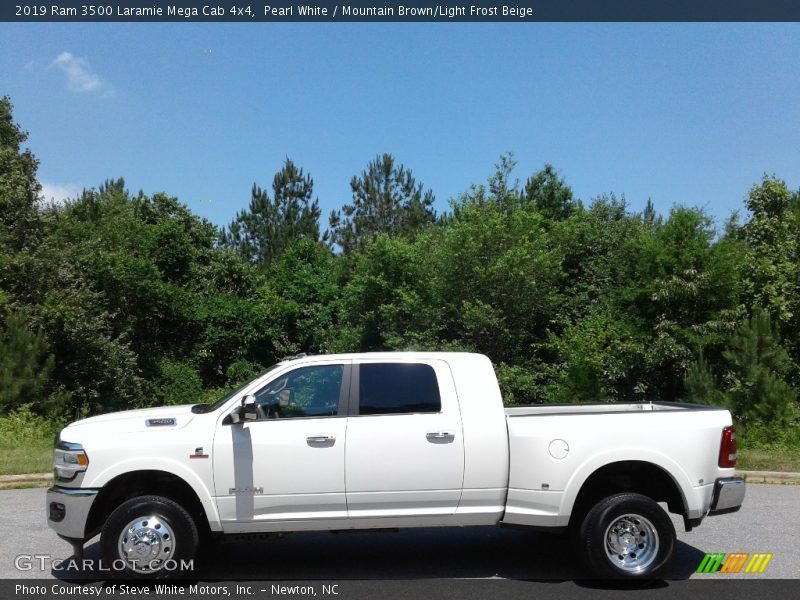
575,492,675,580
100,495,198,579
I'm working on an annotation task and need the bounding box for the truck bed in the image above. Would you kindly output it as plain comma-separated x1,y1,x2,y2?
501,401,733,528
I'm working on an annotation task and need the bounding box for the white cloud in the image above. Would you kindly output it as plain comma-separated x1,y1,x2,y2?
50,52,113,97
40,182,81,206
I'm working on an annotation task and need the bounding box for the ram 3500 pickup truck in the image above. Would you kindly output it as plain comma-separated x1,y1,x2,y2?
47,352,744,579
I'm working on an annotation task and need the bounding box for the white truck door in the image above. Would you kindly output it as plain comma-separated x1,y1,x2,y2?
213,361,350,531
345,360,465,517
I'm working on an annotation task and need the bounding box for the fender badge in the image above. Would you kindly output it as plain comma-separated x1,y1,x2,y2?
229,487,263,494
146,418,176,426
190,446,209,459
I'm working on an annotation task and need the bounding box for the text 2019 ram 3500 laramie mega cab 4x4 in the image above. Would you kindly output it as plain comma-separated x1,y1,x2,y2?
47,352,744,579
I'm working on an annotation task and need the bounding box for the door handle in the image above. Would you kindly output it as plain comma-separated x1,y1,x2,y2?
306,435,336,444
426,431,455,441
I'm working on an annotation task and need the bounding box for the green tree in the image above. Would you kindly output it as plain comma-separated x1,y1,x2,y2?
523,163,575,221
0,96,41,251
741,176,800,365
2,92,798,440
337,234,438,351
641,198,658,226
3,175,285,414
721,310,796,426
329,154,435,253
268,239,343,353
0,312,54,413
221,158,323,266
684,350,726,406
545,308,646,403
153,360,203,407
432,164,564,369
542,197,745,404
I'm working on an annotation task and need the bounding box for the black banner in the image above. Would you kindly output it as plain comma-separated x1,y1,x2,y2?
3,0,800,22
5,579,800,600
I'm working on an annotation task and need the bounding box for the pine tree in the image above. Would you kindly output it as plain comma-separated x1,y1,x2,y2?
684,351,726,406
328,154,435,254
642,198,657,225
523,164,574,220
0,312,54,413
723,310,795,425
221,158,322,266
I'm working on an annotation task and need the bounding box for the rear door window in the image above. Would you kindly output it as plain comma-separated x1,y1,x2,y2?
358,363,441,415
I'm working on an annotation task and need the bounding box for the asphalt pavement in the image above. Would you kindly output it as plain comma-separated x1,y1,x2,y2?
0,484,797,581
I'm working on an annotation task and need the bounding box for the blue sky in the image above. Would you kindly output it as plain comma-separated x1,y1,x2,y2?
1,23,798,229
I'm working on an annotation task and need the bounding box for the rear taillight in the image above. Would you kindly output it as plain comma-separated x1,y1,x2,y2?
718,426,737,468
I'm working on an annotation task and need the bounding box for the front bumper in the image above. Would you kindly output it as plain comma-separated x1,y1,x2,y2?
709,476,745,515
46,486,99,540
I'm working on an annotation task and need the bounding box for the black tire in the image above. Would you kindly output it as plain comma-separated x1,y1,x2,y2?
575,492,675,580
100,495,199,579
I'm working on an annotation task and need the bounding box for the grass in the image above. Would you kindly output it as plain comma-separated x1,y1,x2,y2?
0,405,61,478
737,448,800,473
0,444,53,476
0,481,50,490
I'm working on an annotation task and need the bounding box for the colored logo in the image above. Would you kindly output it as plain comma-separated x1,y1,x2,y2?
696,552,773,574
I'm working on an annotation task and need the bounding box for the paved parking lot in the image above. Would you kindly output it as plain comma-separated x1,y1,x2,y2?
1,483,797,580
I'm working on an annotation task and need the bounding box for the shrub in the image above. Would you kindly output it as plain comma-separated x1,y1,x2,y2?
0,404,64,447
155,360,203,406
225,359,263,386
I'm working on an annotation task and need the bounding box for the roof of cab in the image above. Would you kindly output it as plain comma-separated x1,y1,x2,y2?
279,351,489,365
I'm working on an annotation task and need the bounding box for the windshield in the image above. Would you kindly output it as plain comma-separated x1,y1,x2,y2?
196,364,282,413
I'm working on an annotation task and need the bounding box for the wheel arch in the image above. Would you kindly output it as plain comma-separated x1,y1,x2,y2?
85,469,215,540
565,459,689,528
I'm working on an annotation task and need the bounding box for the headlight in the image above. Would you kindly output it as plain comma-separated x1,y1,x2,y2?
53,439,89,481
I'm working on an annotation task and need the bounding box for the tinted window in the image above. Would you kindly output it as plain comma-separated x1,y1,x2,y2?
358,363,441,415
254,365,343,419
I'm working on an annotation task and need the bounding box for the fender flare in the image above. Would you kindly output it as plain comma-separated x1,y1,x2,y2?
85,457,222,531
559,448,697,524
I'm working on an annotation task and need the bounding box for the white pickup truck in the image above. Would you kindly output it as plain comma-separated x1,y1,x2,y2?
47,352,744,580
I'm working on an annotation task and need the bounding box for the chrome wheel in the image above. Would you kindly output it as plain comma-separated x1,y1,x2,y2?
604,513,659,573
117,515,175,574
